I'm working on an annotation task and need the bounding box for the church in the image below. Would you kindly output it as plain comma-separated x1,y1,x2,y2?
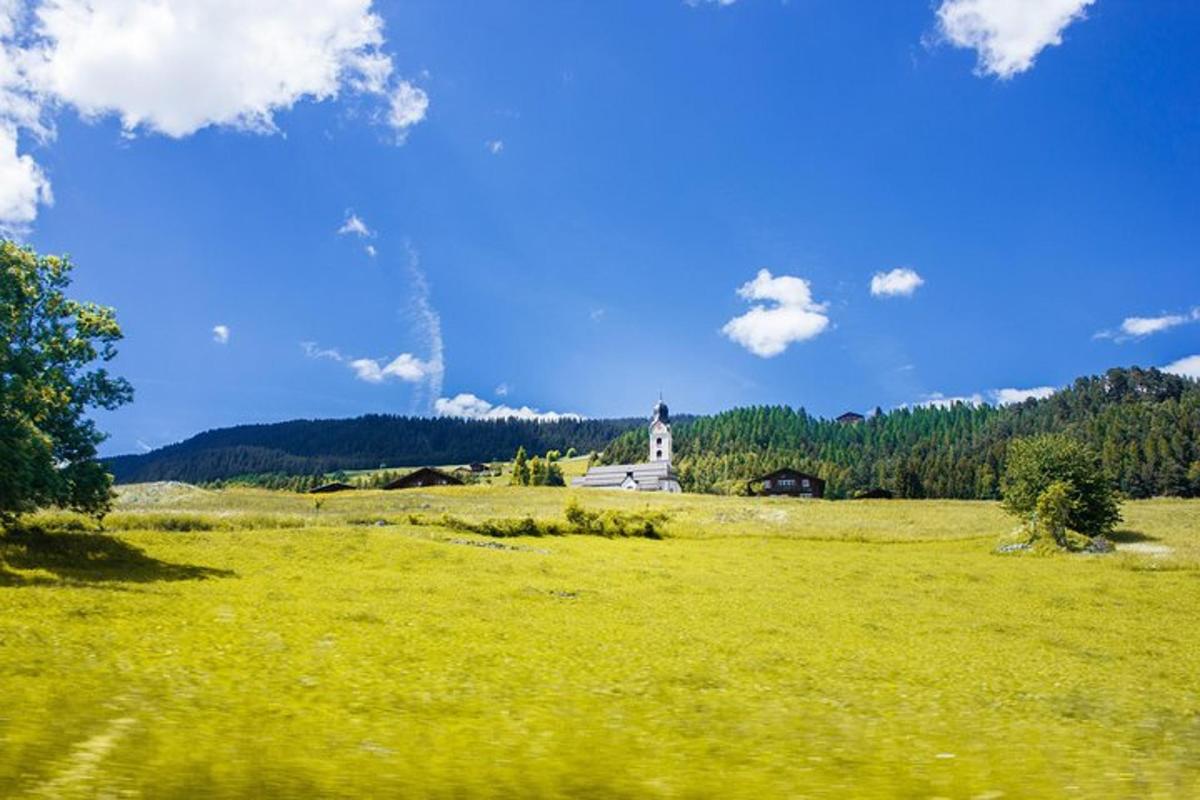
572,398,682,493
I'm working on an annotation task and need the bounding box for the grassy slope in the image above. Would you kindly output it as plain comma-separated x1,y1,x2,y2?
1,487,1198,798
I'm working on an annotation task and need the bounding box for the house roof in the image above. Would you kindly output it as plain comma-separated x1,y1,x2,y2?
574,461,677,489
749,468,825,484
383,467,464,489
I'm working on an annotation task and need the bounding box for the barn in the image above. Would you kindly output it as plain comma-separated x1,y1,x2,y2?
383,467,464,490
748,468,825,498
308,481,355,494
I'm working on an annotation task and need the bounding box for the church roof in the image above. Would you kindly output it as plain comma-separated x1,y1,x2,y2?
573,461,677,489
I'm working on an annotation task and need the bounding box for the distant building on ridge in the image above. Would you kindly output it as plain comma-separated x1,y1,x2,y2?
572,397,682,493
836,411,865,425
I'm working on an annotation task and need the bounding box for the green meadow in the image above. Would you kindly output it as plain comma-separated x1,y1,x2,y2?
2,486,1198,798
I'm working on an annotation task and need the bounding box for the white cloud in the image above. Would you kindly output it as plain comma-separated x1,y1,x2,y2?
301,341,342,361
349,352,434,384
685,0,738,6
0,124,51,233
434,393,581,423
935,0,1095,79
589,308,606,322
992,386,1057,405
338,212,373,238
387,80,427,141
365,244,377,258
24,0,402,137
722,268,830,358
1163,355,1200,381
485,139,503,155
212,324,229,344
1096,307,1200,341
494,382,509,397
916,392,985,409
0,0,427,230
870,267,924,298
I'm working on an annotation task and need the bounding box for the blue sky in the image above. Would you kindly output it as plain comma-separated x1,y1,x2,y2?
2,0,1198,455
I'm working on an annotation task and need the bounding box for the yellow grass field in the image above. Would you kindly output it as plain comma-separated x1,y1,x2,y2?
2,486,1198,798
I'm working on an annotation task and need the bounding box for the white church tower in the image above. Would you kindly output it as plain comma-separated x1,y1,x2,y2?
649,396,672,464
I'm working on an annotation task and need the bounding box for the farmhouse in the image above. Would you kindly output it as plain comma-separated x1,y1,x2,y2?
383,467,464,490
308,481,355,494
748,468,825,498
836,411,865,424
572,398,682,492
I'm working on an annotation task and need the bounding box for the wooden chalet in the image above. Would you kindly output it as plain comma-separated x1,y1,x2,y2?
748,468,825,498
383,467,464,490
836,411,865,425
308,481,356,494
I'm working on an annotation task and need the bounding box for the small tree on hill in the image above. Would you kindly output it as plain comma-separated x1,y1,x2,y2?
510,447,530,486
1001,434,1121,537
1,242,133,523
529,456,548,486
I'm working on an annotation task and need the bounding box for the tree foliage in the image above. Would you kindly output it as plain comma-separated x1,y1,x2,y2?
1,242,132,522
1001,435,1121,536
601,367,1200,500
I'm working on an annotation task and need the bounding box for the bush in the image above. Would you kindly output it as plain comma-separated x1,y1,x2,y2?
1002,435,1121,537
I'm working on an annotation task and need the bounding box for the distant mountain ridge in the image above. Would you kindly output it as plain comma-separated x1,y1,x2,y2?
106,414,643,484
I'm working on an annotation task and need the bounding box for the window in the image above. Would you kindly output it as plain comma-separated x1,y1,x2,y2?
656,437,662,446
801,478,811,488
779,478,796,488
656,450,663,459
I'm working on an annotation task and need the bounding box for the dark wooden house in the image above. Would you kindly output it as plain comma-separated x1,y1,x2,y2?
836,411,865,425
748,468,826,498
308,481,355,494
383,467,464,490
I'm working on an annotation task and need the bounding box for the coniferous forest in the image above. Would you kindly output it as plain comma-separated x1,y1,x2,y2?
106,415,641,484
601,367,1200,498
107,367,1200,499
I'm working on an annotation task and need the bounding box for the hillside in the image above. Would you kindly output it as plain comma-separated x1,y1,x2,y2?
602,367,1200,499
106,414,641,484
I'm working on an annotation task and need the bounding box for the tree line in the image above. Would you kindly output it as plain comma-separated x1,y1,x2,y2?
601,367,1200,499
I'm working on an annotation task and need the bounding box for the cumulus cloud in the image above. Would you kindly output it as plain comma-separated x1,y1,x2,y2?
992,386,1057,405
870,268,924,298
0,125,51,233
0,0,427,230
434,393,581,423
387,80,428,141
212,324,229,344
722,269,830,358
338,212,373,238
916,392,985,409
349,352,435,384
934,0,1095,79
1096,307,1200,341
1163,355,1200,381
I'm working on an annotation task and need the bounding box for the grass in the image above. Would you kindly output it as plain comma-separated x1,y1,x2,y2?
1,486,1198,797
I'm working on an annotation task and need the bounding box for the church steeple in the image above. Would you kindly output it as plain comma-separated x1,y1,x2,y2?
649,395,672,464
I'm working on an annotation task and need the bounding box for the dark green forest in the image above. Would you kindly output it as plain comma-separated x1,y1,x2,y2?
106,415,641,484
602,367,1200,498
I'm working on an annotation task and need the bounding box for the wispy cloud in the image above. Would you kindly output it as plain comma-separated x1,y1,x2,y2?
1095,307,1200,341
434,392,581,422
387,80,429,143
933,0,1095,79
349,353,436,384
495,382,510,397
338,212,374,238
915,391,985,409
914,385,1059,408
301,342,343,361
870,268,924,298
485,139,504,155
212,324,230,344
722,269,830,358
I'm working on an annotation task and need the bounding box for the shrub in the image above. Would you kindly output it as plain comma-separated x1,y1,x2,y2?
1034,480,1074,548
1002,435,1121,537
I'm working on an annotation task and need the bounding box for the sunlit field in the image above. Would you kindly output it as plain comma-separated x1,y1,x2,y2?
2,486,1198,798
